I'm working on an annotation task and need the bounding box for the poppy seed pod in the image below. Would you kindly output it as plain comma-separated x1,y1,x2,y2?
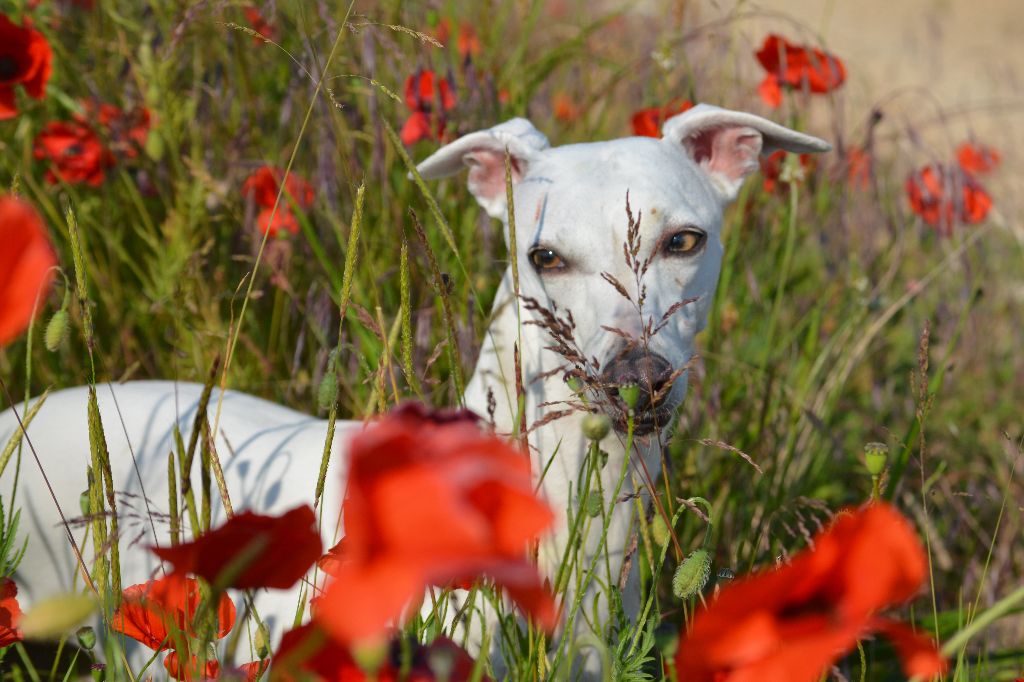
673,548,712,599
618,383,640,411
76,626,96,650
863,442,888,476
581,413,611,441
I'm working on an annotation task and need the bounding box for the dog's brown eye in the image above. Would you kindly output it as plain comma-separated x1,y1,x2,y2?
529,248,566,271
665,229,706,255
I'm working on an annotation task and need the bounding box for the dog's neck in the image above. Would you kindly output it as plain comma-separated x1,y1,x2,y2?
464,267,664,604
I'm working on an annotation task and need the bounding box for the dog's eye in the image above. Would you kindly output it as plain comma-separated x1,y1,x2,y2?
664,229,706,256
529,248,566,272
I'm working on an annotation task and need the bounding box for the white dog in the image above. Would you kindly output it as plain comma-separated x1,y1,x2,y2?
0,104,828,673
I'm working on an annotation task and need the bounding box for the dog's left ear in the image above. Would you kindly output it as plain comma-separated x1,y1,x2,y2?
662,103,831,202
416,118,550,219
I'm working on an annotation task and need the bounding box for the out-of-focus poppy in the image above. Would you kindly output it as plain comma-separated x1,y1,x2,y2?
905,163,992,236
0,196,57,348
400,70,457,146
0,13,52,120
151,505,322,591
845,146,871,190
243,5,276,45
760,149,814,193
33,121,113,186
77,99,152,160
630,99,694,137
674,503,947,682
456,22,481,61
272,622,490,682
0,578,23,648
314,402,557,644
112,575,236,680
552,92,579,122
241,166,315,237
956,141,1001,176
755,34,845,108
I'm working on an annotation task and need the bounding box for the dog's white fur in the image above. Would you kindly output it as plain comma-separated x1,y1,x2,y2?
0,104,828,670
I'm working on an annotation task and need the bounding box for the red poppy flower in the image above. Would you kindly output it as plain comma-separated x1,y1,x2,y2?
241,166,315,237
314,402,557,644
234,659,270,681
0,578,23,648
456,22,481,61
674,503,947,682
272,622,489,682
759,149,814,193
400,70,457,146
164,651,221,681
243,6,276,45
0,196,57,348
552,92,579,122
77,99,152,160
956,141,1001,176
33,121,113,186
630,99,694,137
905,163,992,236
0,14,52,120
151,505,322,591
755,34,845,108
112,575,236,681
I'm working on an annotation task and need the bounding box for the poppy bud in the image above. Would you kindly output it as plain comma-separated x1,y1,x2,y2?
651,513,671,548
317,369,338,411
76,626,96,650
585,493,603,518
564,374,584,394
618,383,640,411
672,548,711,600
581,413,611,441
79,489,90,517
255,621,270,660
44,309,69,351
863,442,888,476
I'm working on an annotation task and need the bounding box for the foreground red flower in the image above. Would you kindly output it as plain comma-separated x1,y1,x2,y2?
755,34,845,108
400,70,457,146
0,196,57,348
241,166,315,237
112,575,235,681
675,503,946,682
0,578,23,648
315,403,557,644
77,99,152,160
0,14,52,120
152,505,322,590
905,163,992,236
759,149,814,193
33,121,113,186
272,622,490,681
956,141,1001,176
631,99,694,137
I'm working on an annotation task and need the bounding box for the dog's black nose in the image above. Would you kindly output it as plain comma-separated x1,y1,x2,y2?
601,349,674,413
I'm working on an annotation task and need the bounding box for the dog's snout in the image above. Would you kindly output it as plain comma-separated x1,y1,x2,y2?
601,350,674,412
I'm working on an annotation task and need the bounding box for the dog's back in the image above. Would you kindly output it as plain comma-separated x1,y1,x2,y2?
0,380,353,655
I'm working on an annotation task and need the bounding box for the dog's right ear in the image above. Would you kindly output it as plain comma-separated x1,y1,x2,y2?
415,118,549,219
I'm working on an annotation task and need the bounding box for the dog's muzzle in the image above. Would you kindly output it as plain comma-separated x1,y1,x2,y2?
599,349,678,435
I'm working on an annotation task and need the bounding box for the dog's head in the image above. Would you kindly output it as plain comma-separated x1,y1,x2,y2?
418,104,829,434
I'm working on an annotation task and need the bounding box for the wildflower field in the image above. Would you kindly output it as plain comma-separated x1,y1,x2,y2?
0,1,1022,681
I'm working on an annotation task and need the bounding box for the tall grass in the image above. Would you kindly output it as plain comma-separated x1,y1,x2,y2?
0,0,1021,679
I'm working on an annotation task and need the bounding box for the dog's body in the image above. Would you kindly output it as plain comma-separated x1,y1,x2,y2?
0,105,828,672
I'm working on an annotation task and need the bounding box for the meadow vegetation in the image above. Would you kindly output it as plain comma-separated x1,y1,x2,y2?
0,1,1021,680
